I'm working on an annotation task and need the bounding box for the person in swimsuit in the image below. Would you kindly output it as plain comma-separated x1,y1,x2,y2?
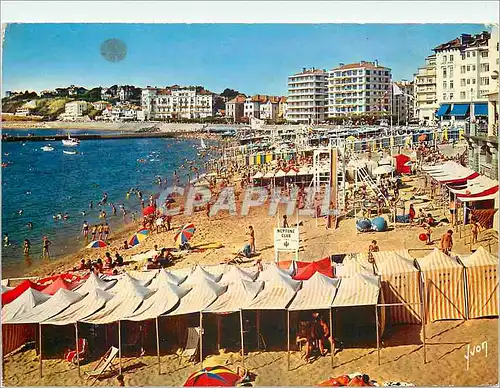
247,226,255,254
439,229,454,255
97,224,103,240
91,224,97,240
103,223,110,241
82,221,89,239
23,239,31,256
42,236,51,258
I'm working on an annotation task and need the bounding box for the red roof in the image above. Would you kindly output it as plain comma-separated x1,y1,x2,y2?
293,257,332,280
41,276,77,295
2,280,46,305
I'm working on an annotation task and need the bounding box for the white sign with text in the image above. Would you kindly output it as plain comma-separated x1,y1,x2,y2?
274,227,299,251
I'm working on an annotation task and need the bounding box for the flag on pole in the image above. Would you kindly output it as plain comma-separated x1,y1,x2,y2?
392,82,404,96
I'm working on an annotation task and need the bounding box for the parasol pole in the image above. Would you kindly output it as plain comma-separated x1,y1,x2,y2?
39,324,43,378
75,322,81,377
239,310,245,366
256,310,261,349
217,314,221,351
199,312,203,366
375,305,380,366
156,317,161,375
329,307,334,369
118,321,122,375
287,309,290,371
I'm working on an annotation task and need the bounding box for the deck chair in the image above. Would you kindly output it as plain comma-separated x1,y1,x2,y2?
64,338,88,365
179,327,200,365
85,346,119,386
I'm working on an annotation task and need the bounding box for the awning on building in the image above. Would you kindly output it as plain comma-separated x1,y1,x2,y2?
474,103,488,116
450,104,470,117
436,104,451,117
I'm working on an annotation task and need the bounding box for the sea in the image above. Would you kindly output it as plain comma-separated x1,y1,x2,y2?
1,129,211,278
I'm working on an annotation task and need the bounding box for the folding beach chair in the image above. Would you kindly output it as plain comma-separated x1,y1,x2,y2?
179,327,201,365
85,346,119,386
64,338,88,365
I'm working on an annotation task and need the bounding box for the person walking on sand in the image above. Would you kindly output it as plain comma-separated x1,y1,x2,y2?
439,229,454,255
247,226,256,254
42,236,51,259
282,214,289,228
91,224,97,241
103,223,110,241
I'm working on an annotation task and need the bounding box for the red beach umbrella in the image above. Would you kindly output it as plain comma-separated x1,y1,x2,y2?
143,205,156,216
184,366,242,386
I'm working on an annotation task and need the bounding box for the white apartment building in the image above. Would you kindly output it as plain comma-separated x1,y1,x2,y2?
141,87,215,120
327,61,391,117
259,97,280,121
287,67,328,123
243,96,263,119
64,101,88,118
413,54,438,125
392,80,415,125
434,31,493,125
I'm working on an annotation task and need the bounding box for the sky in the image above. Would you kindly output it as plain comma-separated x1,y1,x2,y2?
2,23,488,96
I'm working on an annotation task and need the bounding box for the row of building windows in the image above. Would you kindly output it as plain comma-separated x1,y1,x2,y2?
331,69,389,77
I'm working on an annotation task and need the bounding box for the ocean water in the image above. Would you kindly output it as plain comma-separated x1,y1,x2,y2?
2,130,210,277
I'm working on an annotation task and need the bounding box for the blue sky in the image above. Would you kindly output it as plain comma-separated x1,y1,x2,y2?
2,23,487,96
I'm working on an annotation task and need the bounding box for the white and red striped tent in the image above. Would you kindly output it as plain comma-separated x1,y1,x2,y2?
372,250,421,325
415,249,466,322
458,247,498,319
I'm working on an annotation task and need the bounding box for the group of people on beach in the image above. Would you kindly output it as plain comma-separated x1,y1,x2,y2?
75,251,125,274
82,221,111,242
296,312,333,362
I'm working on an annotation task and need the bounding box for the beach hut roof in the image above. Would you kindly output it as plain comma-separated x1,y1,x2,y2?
82,274,154,324
293,258,333,281
75,272,117,294
286,168,298,176
332,273,380,307
416,249,463,271
459,246,498,267
259,263,293,282
275,169,286,178
289,272,340,310
252,171,264,179
184,264,223,286
2,279,46,306
8,289,85,324
243,272,301,310
126,281,191,321
221,266,258,284
125,270,157,286
167,276,227,316
263,171,275,179
43,289,113,325
298,166,311,175
148,269,188,289
41,276,78,296
204,279,264,313
334,256,373,278
2,288,51,323
373,251,418,275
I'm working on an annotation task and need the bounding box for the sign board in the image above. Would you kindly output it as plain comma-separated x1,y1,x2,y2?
274,227,299,258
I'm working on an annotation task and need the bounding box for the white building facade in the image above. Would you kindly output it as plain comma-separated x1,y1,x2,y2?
434,31,493,126
413,54,438,125
64,101,88,118
327,61,392,118
392,80,415,125
141,87,215,120
287,68,328,123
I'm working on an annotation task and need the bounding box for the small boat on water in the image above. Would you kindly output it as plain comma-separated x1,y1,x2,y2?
62,135,80,147
45,138,56,141
41,145,54,152
63,150,78,155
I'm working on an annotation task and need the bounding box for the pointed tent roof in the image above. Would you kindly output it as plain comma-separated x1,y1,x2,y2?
126,281,191,321
2,288,51,323
332,273,380,307
220,266,258,284
183,264,223,286
125,270,157,286
334,256,373,278
252,171,264,179
374,252,418,275
289,272,340,310
205,279,264,313
74,272,117,295
167,276,227,316
148,269,188,290
260,263,294,282
41,276,78,295
2,279,46,306
275,169,286,178
416,249,463,271
243,272,301,310
43,289,113,325
82,274,154,324
459,246,498,267
294,259,333,281
8,289,85,324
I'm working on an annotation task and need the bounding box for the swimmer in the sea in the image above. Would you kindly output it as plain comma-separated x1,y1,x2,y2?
26,221,33,229
18,209,23,215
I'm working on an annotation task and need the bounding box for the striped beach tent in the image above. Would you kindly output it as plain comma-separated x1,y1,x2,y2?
458,247,498,319
332,273,380,308
333,254,374,278
415,249,466,322
373,251,421,324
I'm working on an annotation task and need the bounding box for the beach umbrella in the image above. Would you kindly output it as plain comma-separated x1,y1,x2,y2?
86,240,107,248
143,205,156,216
183,366,241,386
129,228,150,246
418,133,427,142
174,223,196,245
